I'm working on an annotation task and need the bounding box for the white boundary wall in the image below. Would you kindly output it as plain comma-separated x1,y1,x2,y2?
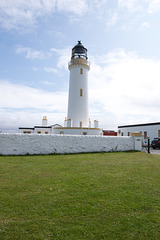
0,134,142,155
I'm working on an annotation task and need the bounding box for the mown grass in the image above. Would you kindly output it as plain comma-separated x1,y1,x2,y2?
0,152,160,240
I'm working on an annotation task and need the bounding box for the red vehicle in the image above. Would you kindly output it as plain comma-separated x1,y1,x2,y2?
103,130,117,136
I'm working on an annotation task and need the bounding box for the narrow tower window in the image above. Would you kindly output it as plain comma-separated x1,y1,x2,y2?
79,121,82,128
80,89,83,96
80,68,83,74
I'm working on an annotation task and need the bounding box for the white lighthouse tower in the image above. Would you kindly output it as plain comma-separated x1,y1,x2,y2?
67,41,90,128
52,41,102,135
19,41,102,136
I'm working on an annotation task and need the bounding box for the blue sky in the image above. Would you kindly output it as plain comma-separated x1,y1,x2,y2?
1,0,160,131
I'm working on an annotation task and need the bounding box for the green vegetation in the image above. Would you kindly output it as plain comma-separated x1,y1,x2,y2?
0,152,160,240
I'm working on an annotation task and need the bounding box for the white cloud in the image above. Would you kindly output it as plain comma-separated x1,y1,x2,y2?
57,0,88,16
106,11,118,27
118,0,143,12
15,46,70,74
141,21,150,28
43,66,64,77
1,0,160,32
43,67,59,74
0,80,68,129
0,0,57,30
16,46,49,59
89,49,160,128
51,47,71,70
118,0,160,15
0,0,89,30
148,0,160,13
0,80,67,111
1,0,157,32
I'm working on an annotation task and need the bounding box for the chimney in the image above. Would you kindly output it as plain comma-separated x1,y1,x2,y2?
42,116,48,126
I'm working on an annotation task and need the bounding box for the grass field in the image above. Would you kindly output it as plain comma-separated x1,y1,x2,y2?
0,152,160,240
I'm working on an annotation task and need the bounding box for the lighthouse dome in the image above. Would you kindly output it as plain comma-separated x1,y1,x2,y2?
71,41,88,60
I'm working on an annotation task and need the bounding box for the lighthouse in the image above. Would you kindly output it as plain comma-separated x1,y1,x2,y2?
19,41,102,136
67,41,90,128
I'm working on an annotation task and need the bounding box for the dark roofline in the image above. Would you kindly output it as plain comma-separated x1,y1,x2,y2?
34,126,51,129
49,124,62,127
19,124,62,130
19,126,51,130
118,122,160,128
19,127,34,130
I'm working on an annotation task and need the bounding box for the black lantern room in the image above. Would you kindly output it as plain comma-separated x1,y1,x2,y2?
71,41,88,60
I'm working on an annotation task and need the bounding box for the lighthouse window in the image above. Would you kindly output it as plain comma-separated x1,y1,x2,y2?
79,121,82,128
80,68,83,74
80,89,83,96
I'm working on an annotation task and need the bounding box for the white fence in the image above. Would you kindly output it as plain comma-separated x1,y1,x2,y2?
0,134,142,155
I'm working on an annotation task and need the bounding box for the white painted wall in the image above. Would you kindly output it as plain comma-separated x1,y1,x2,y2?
19,127,52,134
19,128,34,134
0,134,142,155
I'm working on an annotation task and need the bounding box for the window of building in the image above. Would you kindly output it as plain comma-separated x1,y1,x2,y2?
45,131,48,134
83,132,87,135
23,131,31,134
144,131,147,139
37,131,41,134
79,121,82,128
158,130,160,137
128,132,130,136
80,68,83,74
60,131,64,134
121,132,124,136
80,89,83,96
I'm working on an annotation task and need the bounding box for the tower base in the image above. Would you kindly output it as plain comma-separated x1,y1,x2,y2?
52,127,102,136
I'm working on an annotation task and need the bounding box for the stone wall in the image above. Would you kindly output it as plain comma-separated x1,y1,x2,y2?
0,134,142,155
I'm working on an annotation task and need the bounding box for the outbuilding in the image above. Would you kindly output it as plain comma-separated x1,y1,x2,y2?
118,122,160,142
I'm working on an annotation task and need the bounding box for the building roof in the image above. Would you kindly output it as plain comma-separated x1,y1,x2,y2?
19,127,34,130
50,124,62,128
19,124,62,130
34,126,51,129
118,122,160,128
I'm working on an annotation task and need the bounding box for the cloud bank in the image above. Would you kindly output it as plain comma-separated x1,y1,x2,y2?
1,0,160,31
0,0,88,30
1,48,160,130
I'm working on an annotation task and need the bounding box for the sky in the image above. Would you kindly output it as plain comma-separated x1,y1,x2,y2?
1,0,160,132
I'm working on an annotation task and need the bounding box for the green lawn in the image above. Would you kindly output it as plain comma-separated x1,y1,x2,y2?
0,152,160,240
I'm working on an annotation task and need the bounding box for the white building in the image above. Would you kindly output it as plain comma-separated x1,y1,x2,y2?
19,116,62,134
19,41,102,136
118,122,160,141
